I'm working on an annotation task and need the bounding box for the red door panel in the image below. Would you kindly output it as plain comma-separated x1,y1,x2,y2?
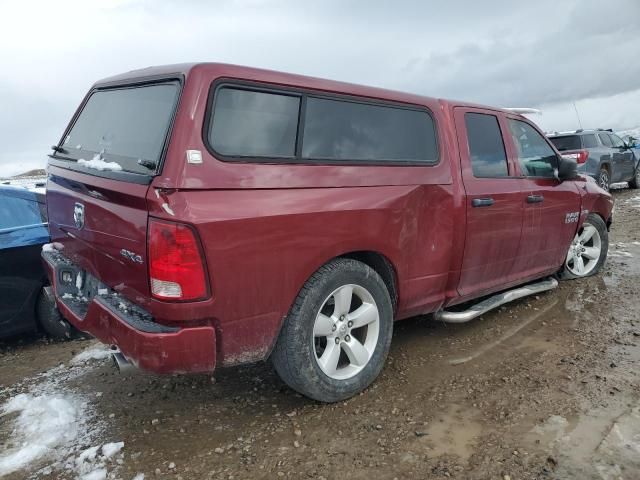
453,108,524,298
504,116,582,278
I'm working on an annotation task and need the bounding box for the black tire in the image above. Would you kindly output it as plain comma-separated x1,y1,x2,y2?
271,258,393,403
629,166,640,189
597,167,611,191
559,213,608,280
36,288,76,340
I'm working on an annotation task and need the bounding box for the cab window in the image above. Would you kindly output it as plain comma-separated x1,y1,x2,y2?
508,119,557,178
464,113,509,177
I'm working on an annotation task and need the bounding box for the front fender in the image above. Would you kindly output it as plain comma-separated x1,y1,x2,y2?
578,176,614,229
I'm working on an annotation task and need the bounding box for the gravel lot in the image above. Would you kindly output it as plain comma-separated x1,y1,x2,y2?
1,187,639,480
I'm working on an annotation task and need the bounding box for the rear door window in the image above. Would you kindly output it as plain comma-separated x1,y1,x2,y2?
209,88,300,158
549,135,581,151
57,82,181,175
464,113,509,177
598,133,613,147
508,119,557,178
582,134,598,148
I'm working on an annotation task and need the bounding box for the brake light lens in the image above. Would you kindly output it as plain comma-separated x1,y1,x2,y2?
148,219,208,301
561,150,589,164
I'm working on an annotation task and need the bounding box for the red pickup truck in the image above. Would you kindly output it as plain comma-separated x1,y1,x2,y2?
43,63,613,402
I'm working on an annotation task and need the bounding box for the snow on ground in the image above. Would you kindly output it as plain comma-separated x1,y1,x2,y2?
71,346,117,365
0,176,47,193
626,195,640,208
78,154,122,172
0,343,125,479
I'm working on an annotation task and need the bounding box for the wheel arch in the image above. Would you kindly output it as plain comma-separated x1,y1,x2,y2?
338,250,399,315
265,248,401,363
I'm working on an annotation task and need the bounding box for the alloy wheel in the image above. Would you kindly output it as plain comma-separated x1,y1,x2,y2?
313,284,380,380
565,222,602,277
598,170,610,191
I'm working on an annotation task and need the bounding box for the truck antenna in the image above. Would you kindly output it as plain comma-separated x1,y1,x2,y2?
572,101,583,130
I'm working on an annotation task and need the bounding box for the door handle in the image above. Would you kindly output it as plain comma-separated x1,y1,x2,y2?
472,197,495,207
527,194,544,204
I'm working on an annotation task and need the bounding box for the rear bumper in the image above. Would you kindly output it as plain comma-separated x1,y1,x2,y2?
42,250,216,374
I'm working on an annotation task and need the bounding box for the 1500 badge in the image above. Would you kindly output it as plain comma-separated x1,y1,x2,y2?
565,212,580,224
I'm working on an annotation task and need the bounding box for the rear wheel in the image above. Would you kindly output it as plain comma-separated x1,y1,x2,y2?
629,167,640,189
271,258,393,402
560,214,608,280
597,167,611,191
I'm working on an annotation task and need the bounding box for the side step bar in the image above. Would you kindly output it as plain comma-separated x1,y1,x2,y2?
435,277,558,324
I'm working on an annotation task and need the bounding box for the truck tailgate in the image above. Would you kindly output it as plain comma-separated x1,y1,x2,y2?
46,166,151,303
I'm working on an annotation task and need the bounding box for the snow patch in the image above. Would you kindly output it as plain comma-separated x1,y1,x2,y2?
0,342,124,478
626,195,640,208
71,346,115,365
80,467,107,480
101,441,124,459
0,394,80,476
78,154,123,172
42,242,63,252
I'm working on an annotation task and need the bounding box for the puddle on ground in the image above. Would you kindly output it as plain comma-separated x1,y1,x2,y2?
418,404,482,461
528,400,640,480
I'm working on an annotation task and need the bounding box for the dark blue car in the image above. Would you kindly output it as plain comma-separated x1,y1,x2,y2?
0,186,74,338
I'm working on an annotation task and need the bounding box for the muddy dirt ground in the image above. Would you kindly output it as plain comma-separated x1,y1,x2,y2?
2,188,640,480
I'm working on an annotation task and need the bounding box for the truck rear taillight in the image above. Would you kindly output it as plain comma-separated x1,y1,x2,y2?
561,150,589,164
148,219,208,301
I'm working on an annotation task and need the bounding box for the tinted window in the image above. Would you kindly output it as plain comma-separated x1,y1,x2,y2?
582,134,598,148
549,135,581,151
0,196,43,230
302,98,437,162
210,88,300,157
508,119,557,178
598,133,612,147
609,133,625,148
464,113,508,177
62,83,180,174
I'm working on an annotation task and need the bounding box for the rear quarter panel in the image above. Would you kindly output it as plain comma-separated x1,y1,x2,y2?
148,184,456,366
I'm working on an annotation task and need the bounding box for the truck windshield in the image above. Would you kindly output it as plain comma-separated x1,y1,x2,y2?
549,135,581,151
55,81,180,175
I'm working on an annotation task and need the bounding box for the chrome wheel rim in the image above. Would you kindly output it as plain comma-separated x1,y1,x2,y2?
312,284,380,380
598,170,610,191
565,222,602,277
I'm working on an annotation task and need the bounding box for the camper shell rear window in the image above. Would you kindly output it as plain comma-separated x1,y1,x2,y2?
51,80,181,180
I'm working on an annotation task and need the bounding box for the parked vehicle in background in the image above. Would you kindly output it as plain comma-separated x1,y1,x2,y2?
548,129,640,191
43,63,613,402
0,186,75,339
621,134,640,157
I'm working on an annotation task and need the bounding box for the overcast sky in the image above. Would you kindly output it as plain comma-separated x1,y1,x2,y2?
1,0,639,176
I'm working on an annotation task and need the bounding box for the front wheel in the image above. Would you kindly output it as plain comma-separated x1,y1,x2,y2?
559,214,608,280
597,167,611,192
271,258,393,402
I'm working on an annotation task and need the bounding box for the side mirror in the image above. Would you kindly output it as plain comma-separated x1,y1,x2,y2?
557,156,578,181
